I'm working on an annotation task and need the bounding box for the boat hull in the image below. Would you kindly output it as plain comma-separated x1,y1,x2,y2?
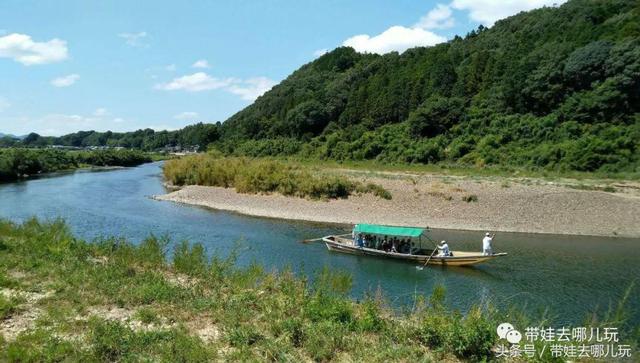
323,236,506,266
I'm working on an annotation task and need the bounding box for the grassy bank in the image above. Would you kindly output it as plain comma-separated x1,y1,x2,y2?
1,219,637,362
163,153,392,200
0,148,153,182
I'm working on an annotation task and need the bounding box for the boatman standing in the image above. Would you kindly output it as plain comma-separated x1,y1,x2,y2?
437,240,450,256
482,232,494,255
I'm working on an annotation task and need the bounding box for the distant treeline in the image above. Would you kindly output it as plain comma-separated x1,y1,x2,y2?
0,148,152,182
4,0,640,174
0,123,220,152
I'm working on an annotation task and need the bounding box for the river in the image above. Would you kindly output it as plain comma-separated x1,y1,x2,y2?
1,162,638,326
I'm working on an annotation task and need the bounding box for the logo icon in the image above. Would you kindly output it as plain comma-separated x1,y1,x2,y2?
497,322,522,344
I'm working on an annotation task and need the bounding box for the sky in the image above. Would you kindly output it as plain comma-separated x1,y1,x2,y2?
0,0,564,136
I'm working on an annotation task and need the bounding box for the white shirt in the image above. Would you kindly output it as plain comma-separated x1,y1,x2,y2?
483,236,493,250
438,243,450,256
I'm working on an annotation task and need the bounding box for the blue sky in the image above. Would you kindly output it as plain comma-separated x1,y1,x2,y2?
0,0,563,136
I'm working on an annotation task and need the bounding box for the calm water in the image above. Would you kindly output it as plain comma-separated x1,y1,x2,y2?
1,162,638,326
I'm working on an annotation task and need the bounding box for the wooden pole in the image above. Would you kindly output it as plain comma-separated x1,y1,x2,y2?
417,247,439,270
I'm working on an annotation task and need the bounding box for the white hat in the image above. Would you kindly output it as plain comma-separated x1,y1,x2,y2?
485,232,491,236
441,240,446,244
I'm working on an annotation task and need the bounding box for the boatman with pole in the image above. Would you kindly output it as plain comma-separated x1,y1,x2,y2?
482,232,494,256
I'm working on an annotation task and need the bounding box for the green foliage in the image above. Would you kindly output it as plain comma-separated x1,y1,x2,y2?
15,122,221,151
0,218,637,362
0,148,151,182
173,240,208,276
213,0,640,174
135,307,161,325
5,1,640,175
163,154,392,200
75,149,151,167
0,294,22,320
4,329,89,362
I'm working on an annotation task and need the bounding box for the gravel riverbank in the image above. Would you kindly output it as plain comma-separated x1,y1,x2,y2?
154,171,640,238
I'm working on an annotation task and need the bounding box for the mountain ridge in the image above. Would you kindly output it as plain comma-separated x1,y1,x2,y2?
215,0,639,172
6,0,640,174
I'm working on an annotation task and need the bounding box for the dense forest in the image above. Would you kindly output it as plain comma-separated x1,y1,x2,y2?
218,0,640,173
4,0,639,173
0,149,151,182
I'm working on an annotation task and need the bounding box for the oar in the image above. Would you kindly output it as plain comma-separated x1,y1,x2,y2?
301,237,324,243
416,247,439,271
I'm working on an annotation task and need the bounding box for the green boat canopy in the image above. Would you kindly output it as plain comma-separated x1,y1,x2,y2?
353,224,425,238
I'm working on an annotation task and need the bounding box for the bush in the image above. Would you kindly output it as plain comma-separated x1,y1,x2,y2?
173,240,208,276
163,155,392,200
462,194,478,202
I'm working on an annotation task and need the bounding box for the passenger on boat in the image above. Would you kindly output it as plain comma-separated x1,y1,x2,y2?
370,235,378,248
482,232,494,255
437,240,451,256
400,239,409,253
356,233,364,247
380,236,388,251
381,238,389,252
391,239,397,253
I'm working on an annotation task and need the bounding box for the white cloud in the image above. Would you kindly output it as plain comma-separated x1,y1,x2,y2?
118,31,148,47
0,33,68,65
192,59,210,69
93,108,108,116
174,111,199,120
155,72,234,92
415,4,455,29
313,49,329,57
33,113,100,135
50,74,80,87
0,97,9,112
148,125,179,131
451,0,566,26
227,77,277,101
2,111,133,136
156,72,276,101
343,26,446,54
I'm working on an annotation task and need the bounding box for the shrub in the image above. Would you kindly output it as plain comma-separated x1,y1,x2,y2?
163,155,391,200
173,241,208,276
0,295,22,320
462,194,478,202
90,319,134,361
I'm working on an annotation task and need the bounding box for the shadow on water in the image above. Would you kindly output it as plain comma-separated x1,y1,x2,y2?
1,161,639,326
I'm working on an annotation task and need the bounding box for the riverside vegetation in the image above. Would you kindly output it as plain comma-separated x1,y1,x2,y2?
7,0,640,177
163,153,392,200
1,218,637,362
0,148,153,182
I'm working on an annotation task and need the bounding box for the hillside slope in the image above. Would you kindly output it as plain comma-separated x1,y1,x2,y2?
220,0,640,173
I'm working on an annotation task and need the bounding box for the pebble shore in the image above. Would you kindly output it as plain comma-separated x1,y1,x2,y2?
154,171,640,238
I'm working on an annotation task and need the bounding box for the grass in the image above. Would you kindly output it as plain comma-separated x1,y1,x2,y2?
163,153,392,200
566,184,617,192
0,295,23,320
264,156,640,181
0,218,637,362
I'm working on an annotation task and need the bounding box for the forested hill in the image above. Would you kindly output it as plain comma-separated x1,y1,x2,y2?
218,0,640,173
6,0,639,173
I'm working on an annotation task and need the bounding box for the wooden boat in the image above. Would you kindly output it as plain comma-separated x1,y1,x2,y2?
321,224,507,267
